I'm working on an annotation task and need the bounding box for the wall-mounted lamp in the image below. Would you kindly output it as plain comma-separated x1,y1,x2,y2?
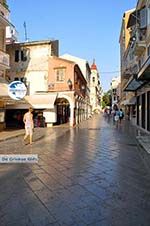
81,85,85,90
67,79,72,89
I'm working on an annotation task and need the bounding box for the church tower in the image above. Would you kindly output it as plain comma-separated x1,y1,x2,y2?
90,59,102,112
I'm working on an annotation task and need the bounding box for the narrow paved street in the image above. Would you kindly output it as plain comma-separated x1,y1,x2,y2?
0,115,150,226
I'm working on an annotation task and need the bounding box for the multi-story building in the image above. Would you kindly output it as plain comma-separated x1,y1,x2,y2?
0,0,10,130
119,9,137,124
60,54,92,118
48,56,87,126
89,60,102,113
110,76,121,108
6,40,59,127
6,40,87,127
120,0,150,130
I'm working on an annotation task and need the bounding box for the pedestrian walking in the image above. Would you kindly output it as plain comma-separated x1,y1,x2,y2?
119,108,124,124
114,110,119,126
23,107,34,145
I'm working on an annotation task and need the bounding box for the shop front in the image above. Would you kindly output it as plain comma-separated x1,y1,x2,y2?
55,98,70,125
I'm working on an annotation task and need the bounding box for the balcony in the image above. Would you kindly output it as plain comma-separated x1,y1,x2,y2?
0,49,9,69
134,29,146,56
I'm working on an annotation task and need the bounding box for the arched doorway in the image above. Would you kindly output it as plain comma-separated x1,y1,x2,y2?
55,98,70,125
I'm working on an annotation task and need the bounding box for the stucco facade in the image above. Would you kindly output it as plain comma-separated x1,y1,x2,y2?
60,54,92,118
48,56,87,126
6,40,59,95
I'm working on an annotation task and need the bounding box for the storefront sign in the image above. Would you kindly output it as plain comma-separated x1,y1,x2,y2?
8,81,27,100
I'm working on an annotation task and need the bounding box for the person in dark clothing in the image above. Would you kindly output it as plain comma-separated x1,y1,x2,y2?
119,108,124,123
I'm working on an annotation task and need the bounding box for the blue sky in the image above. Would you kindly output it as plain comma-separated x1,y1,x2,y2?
7,0,137,91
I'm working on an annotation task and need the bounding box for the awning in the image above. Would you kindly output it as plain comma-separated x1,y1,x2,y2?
25,93,57,109
121,96,136,105
123,74,146,91
137,56,150,80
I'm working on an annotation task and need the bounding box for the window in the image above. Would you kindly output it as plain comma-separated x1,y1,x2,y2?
92,77,95,82
21,50,27,61
14,77,19,81
55,68,66,82
15,50,19,62
15,49,28,62
112,89,116,94
148,6,150,25
140,7,147,29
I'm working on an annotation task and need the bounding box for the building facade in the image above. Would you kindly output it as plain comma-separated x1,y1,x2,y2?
0,0,10,131
6,41,88,127
120,0,150,130
48,56,87,126
110,76,121,108
6,40,59,128
60,54,92,118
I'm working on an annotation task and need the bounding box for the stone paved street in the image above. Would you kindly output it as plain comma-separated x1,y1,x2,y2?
0,115,150,226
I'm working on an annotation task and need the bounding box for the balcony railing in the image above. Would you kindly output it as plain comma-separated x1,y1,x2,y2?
0,49,9,69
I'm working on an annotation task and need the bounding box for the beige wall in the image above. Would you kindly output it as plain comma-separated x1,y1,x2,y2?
6,42,53,94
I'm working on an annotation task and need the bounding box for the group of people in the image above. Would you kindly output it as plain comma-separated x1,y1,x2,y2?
113,108,124,124
104,105,125,124
23,105,125,145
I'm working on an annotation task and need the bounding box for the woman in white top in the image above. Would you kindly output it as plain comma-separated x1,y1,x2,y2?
23,107,34,144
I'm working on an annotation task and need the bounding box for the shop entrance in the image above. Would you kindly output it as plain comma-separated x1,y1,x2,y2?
55,98,70,125
5,109,46,129
5,109,26,129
